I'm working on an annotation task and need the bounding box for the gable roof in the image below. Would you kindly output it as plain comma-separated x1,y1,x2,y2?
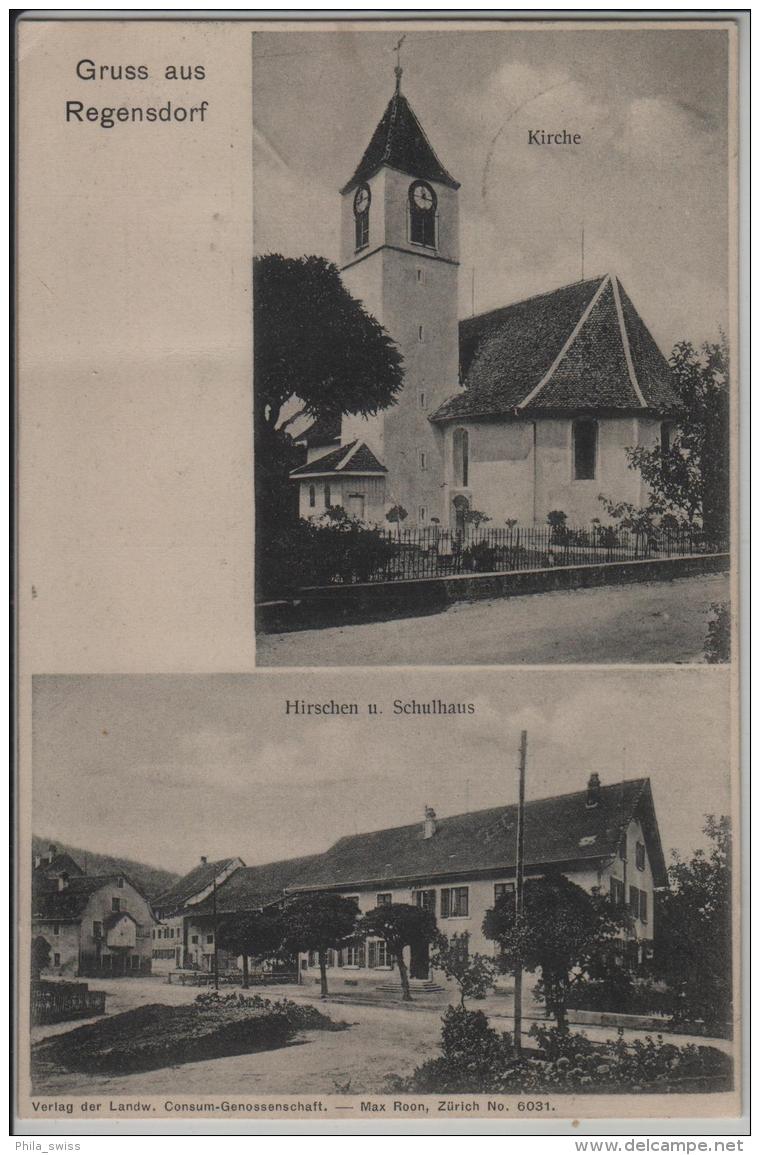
288,778,667,892
432,275,679,422
294,415,342,450
192,854,325,917
341,88,459,194
153,858,240,910
32,875,140,921
289,440,387,478
33,853,84,879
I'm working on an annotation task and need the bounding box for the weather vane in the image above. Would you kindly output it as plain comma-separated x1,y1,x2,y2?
393,34,406,91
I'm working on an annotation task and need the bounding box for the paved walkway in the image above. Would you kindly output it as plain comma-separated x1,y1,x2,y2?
257,573,729,666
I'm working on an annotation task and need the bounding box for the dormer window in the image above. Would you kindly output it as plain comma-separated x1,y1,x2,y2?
353,184,370,251
409,180,437,248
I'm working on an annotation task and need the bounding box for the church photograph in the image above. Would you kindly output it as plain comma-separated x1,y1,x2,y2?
253,26,731,666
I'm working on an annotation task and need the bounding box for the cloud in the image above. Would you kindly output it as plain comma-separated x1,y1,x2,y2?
614,96,720,165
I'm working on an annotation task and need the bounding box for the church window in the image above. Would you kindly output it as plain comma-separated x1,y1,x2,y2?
419,390,426,409
418,506,427,523
409,181,437,248
573,419,597,480
453,428,469,487
416,267,426,284
308,484,316,509
660,421,675,455
418,324,424,342
419,449,427,471
324,483,331,507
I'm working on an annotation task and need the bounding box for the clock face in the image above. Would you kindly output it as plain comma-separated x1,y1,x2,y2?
411,181,436,212
353,185,371,215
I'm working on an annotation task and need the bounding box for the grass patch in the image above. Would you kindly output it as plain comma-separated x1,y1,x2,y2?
32,994,348,1077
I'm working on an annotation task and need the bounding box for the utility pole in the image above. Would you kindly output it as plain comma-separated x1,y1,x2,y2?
213,876,219,991
471,267,476,316
513,730,528,1056
581,226,585,281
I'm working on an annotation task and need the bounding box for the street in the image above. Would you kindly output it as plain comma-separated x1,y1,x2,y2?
257,573,730,667
31,977,732,1099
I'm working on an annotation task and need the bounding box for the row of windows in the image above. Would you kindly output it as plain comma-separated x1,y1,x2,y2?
306,941,392,969
153,926,179,940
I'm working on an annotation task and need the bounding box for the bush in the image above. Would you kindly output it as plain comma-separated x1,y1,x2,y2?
260,516,397,595
461,540,496,572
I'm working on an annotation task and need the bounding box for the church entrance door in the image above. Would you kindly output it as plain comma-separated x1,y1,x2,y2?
452,494,470,539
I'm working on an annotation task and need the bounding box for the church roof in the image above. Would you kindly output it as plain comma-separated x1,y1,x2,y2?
290,440,387,478
287,777,667,892
341,87,460,194
432,274,679,422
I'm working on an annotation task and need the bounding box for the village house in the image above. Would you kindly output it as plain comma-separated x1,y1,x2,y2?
151,855,244,973
32,848,156,977
156,775,665,992
290,73,679,532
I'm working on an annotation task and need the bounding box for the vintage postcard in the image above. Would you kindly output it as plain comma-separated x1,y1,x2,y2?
14,13,746,1139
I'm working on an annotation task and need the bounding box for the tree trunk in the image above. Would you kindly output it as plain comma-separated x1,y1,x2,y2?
242,953,249,990
397,952,412,1001
318,950,328,999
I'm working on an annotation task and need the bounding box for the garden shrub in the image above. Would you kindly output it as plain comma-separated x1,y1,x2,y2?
260,516,397,595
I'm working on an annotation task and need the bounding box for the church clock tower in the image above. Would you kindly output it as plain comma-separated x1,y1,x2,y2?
338,67,460,526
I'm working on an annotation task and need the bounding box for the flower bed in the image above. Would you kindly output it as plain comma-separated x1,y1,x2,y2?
32,994,348,1077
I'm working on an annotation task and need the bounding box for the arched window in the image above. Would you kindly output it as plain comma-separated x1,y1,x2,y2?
660,421,675,455
308,484,316,509
324,482,331,507
353,184,370,251
453,428,469,488
573,419,597,480
409,181,437,248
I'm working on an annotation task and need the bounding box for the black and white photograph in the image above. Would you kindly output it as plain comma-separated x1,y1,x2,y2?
27,671,736,1116
253,27,733,667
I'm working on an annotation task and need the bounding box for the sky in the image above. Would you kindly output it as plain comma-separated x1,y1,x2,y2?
252,25,731,351
32,670,732,877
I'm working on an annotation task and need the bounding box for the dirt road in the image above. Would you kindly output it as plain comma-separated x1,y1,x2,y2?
257,573,729,667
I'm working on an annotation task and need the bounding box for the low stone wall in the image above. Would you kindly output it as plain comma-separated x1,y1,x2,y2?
257,553,730,634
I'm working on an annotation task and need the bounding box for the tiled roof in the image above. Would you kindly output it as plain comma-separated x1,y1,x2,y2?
289,440,387,478
287,779,667,892
341,88,459,194
32,875,126,921
192,855,325,917
153,859,239,910
432,275,678,421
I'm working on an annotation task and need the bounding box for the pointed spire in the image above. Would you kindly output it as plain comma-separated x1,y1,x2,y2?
393,34,405,94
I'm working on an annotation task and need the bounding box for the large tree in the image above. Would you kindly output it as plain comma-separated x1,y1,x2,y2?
624,337,730,541
357,903,439,1002
216,908,285,989
278,892,359,999
482,873,630,1031
654,816,732,1030
254,254,404,593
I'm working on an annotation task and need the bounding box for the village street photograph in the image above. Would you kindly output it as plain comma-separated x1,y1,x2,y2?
253,26,732,667
25,670,737,1118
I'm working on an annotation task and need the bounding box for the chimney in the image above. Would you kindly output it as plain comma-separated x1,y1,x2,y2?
586,773,601,808
423,806,437,839
57,871,70,891
200,855,207,865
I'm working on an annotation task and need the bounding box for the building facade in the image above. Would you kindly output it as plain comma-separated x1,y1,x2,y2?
290,76,679,532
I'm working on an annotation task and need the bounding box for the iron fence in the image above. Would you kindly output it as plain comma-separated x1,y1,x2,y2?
317,522,726,586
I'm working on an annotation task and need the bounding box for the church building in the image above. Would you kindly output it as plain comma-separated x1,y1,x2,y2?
290,70,680,531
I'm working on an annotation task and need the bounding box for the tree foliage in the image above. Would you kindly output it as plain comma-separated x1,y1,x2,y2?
482,874,631,1031
277,892,359,999
430,933,498,1008
32,935,51,980
357,903,439,1002
254,254,404,436
620,337,730,541
654,816,732,1030
216,908,285,988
